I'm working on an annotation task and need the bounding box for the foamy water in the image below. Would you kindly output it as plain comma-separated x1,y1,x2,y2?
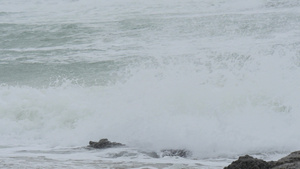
1,0,300,168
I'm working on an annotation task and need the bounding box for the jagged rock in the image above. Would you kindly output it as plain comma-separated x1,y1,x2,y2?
224,155,270,169
270,151,300,169
224,151,300,169
161,149,192,158
88,138,125,149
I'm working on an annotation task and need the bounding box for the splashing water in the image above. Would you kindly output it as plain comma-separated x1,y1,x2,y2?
1,0,300,168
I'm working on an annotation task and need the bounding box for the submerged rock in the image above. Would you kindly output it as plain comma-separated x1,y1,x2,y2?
224,151,300,169
161,149,192,158
141,151,160,158
88,138,125,149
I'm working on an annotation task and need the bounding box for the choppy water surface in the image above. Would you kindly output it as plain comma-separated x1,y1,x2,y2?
1,0,300,168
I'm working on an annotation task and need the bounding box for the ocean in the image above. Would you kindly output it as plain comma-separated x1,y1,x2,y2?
1,0,300,168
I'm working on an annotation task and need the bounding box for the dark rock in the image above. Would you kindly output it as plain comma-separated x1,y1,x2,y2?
224,151,300,169
224,155,270,169
88,138,125,149
270,151,300,169
161,149,192,158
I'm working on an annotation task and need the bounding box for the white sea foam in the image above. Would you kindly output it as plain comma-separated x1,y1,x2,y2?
1,55,300,157
1,0,300,168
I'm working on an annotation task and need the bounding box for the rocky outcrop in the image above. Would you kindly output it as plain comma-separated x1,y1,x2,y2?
224,151,300,169
88,138,125,149
161,149,192,158
88,139,192,158
270,151,300,169
224,155,270,169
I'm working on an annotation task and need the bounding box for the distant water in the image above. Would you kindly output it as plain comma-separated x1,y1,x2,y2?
1,0,300,168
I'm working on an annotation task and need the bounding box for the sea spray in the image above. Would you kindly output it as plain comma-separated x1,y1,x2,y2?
0,0,300,165
1,54,300,157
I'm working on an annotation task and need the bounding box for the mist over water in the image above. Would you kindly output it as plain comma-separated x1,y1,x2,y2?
1,0,300,160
